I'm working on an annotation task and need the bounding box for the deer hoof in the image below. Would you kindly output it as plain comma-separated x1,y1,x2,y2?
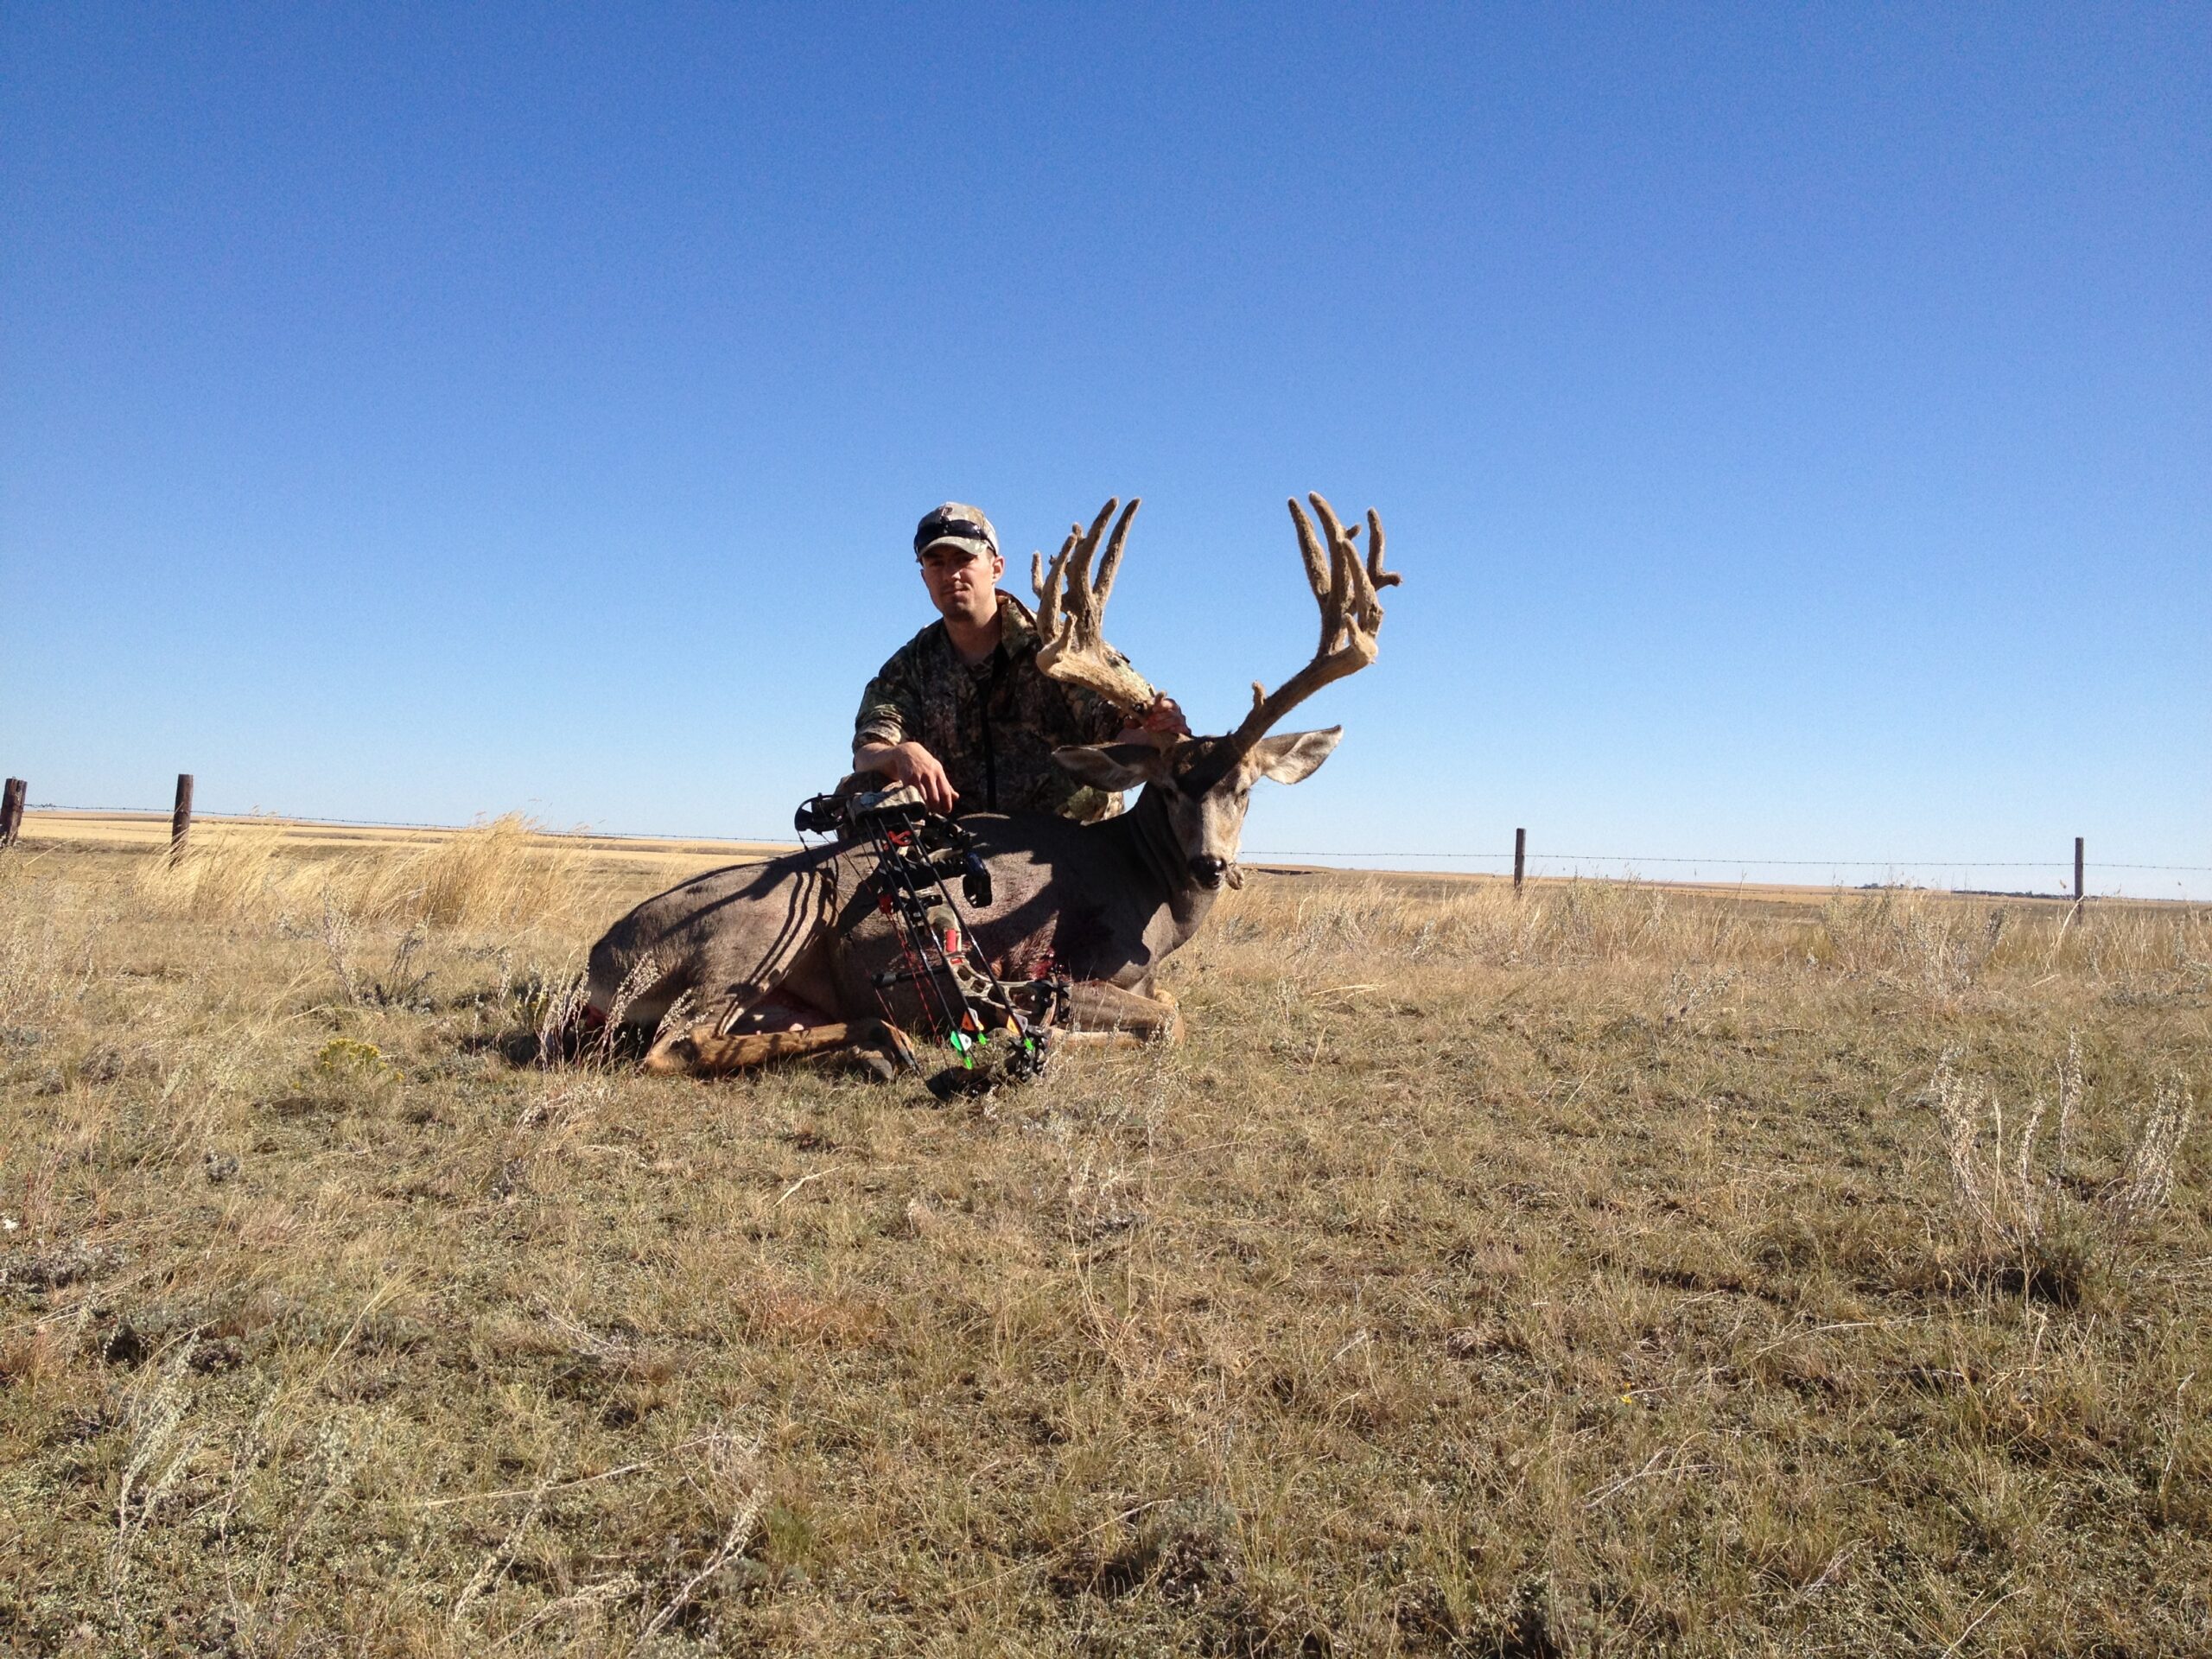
642,1031,699,1075
925,1065,997,1103
857,1020,918,1073
849,1050,900,1083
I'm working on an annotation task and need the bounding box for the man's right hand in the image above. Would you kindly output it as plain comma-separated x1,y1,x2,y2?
855,741,958,814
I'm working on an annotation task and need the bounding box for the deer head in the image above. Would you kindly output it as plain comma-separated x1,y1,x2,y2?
1039,493,1399,890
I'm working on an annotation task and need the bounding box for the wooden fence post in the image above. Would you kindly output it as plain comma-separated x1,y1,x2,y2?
1514,827,1527,893
0,779,24,847
2074,836,2084,905
170,773,194,864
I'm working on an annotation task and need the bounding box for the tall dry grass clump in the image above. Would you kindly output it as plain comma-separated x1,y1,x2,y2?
0,855,73,1028
1818,888,1990,993
131,813,584,931
130,821,288,922
1929,1034,2198,1304
335,812,573,927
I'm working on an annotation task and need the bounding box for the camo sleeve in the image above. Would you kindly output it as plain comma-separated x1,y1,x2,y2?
853,644,921,751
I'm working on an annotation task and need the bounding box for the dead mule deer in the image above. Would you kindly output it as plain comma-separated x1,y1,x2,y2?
582,493,1399,1076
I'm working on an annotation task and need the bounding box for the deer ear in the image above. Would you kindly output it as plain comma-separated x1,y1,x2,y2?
1052,742,1167,791
1249,727,1343,785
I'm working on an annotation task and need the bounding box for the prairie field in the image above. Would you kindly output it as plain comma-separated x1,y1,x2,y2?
1,817,2207,1656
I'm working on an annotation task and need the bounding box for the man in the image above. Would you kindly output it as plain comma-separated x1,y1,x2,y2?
853,502,1183,822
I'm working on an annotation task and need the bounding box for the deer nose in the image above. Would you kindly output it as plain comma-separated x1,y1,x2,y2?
1187,855,1230,888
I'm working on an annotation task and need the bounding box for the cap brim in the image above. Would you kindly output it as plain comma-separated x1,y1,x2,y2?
917,535,996,561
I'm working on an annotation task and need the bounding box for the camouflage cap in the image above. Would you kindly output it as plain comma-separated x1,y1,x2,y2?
913,502,999,562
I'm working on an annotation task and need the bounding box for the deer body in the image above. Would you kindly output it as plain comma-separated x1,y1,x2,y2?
830,785,1219,1001
582,493,1395,1074
586,775,1221,1033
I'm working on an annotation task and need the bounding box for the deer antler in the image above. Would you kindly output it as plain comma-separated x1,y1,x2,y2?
1229,493,1399,753
1030,497,1157,715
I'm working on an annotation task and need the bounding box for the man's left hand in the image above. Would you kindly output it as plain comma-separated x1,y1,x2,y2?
1122,694,1190,744
1141,694,1194,734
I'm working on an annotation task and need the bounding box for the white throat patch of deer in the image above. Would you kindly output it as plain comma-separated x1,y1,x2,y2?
582,493,1399,1077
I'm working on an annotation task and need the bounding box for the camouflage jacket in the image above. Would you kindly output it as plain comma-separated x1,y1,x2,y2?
853,594,1154,823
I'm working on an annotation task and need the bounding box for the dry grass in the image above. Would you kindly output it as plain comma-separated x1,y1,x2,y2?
2,838,2207,1656
131,813,601,930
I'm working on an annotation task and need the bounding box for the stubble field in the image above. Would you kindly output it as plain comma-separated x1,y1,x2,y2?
1,817,2206,1656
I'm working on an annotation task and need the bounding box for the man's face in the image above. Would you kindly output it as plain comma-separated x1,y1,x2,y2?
918,543,1005,630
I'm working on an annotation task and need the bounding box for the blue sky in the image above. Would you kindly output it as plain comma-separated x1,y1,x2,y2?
4,3,2207,896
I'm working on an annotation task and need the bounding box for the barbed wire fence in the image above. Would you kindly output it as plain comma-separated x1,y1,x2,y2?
10,781,2209,899
1235,834,2212,899
1239,850,2212,874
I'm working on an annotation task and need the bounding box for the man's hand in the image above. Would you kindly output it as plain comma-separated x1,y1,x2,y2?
1113,694,1191,747
854,740,958,814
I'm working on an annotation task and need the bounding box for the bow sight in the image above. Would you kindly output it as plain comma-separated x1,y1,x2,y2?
794,785,1066,1094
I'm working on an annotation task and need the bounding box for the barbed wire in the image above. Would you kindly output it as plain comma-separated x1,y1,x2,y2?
26,804,2210,876
1243,850,2212,872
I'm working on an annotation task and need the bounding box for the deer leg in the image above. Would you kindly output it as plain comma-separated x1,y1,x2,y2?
645,1010,917,1079
712,988,836,1036
1059,980,1185,1050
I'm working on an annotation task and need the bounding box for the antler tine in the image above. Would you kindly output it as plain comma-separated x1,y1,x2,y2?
1365,508,1398,598
1288,494,1330,611
1230,493,1398,753
1092,497,1140,611
1031,525,1082,643
1306,493,1356,651
1065,498,1117,623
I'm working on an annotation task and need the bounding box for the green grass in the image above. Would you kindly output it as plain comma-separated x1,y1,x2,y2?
2,840,2206,1656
